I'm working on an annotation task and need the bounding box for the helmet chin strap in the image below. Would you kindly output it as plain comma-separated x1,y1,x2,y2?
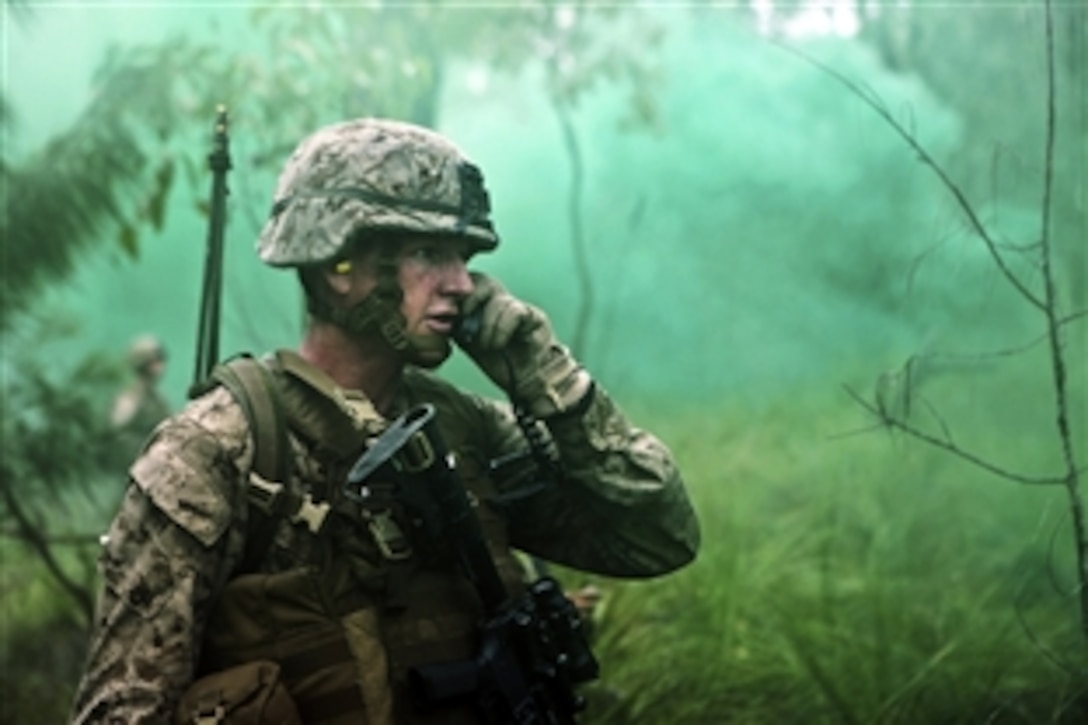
303,248,411,352
327,295,410,351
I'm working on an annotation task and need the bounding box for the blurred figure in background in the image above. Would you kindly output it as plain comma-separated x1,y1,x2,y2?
109,334,171,460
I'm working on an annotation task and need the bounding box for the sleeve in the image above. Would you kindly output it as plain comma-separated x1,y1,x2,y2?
69,402,251,724
485,385,700,578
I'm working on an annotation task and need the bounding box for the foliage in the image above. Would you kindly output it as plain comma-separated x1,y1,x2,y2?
0,46,181,330
0,314,128,626
3,1,664,338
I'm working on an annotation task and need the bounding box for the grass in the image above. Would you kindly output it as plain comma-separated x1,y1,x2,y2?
580,374,1087,723
2,369,1085,723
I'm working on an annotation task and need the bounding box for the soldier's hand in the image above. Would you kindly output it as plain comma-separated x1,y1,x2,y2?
457,272,591,418
566,584,602,621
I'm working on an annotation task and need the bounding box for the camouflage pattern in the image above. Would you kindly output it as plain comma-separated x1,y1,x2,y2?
258,119,499,267
70,351,699,723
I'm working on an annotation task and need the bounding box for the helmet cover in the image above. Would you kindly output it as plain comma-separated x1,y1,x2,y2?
258,118,499,267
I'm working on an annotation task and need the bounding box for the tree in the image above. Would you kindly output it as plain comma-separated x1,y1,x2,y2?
2,3,171,625
825,0,1087,646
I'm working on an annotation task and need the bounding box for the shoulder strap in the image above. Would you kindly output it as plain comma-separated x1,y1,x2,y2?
207,354,292,573
210,355,291,484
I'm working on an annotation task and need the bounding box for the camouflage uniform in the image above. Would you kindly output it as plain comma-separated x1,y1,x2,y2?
70,119,699,724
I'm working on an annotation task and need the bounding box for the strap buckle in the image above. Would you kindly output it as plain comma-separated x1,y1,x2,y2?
192,693,226,724
364,508,412,561
248,472,330,534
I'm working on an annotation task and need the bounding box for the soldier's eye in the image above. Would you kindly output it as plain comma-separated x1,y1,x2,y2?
409,246,440,262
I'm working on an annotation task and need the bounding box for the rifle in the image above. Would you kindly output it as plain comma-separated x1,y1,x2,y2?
191,105,232,391
344,404,599,724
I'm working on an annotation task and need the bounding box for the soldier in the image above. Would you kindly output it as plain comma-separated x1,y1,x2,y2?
109,334,171,463
71,118,699,724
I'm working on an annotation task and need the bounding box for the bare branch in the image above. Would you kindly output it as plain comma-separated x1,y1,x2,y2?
0,481,94,624
843,385,1067,486
919,310,1087,366
777,43,1047,311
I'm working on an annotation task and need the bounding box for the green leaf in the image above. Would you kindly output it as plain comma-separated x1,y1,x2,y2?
117,224,139,260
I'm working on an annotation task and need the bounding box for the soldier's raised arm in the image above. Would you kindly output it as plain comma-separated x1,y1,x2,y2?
457,273,700,577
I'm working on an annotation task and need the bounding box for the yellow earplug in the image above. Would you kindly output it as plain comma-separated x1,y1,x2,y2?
334,260,352,275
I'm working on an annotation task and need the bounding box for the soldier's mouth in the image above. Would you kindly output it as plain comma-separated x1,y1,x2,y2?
427,314,457,334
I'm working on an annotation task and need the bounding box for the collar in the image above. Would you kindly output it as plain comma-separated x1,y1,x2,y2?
271,349,388,460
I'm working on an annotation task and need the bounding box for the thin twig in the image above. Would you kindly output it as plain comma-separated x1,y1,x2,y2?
919,310,1087,365
826,422,889,441
916,393,955,444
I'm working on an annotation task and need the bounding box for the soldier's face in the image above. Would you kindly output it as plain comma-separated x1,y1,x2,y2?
330,235,476,367
395,236,476,368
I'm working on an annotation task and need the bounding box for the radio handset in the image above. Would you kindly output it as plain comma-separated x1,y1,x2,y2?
452,308,482,347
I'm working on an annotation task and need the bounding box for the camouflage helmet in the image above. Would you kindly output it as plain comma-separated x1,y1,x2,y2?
258,118,499,267
126,335,166,373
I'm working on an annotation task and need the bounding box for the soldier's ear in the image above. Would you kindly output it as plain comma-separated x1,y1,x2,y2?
325,260,354,295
